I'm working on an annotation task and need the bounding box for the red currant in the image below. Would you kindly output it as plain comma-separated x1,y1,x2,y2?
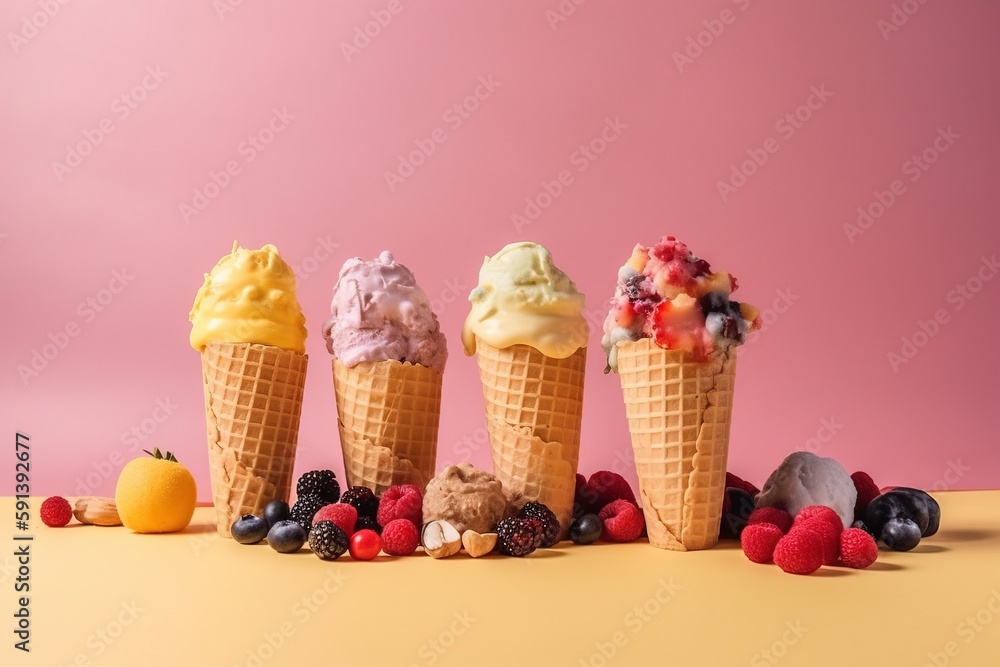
349,529,382,560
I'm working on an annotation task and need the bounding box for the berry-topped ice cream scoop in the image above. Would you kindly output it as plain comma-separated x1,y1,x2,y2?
601,236,760,372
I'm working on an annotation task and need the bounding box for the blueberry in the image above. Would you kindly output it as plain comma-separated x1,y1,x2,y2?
699,291,729,314
719,487,755,539
865,491,930,537
569,514,603,545
881,517,921,551
891,487,940,537
264,500,290,528
231,514,269,544
267,519,307,553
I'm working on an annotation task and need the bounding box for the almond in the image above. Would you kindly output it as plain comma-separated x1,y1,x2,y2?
461,530,497,557
73,496,122,526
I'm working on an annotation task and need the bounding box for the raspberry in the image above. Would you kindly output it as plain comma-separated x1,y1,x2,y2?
518,501,560,548
839,527,878,569
598,500,644,543
773,530,824,575
295,470,340,504
41,496,72,527
793,505,843,532
380,519,419,556
290,494,327,533
851,471,880,521
312,503,357,535
647,236,710,294
747,507,793,534
340,486,379,519
308,520,349,560
496,517,539,557
741,523,784,564
587,471,638,511
795,518,840,565
726,472,760,498
377,484,423,528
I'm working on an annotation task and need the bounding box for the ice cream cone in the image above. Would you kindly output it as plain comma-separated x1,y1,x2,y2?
332,358,442,496
474,338,585,538
201,341,307,536
616,338,736,551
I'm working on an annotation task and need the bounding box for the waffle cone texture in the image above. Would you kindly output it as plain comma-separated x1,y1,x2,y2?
474,338,585,539
201,342,307,536
616,338,737,551
332,359,442,496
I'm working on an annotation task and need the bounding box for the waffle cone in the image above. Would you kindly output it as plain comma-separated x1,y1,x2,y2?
201,342,307,536
616,338,736,551
474,338,585,538
332,359,442,496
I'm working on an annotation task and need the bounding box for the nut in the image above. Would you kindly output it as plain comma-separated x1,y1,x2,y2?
421,520,461,558
462,530,497,557
73,497,122,526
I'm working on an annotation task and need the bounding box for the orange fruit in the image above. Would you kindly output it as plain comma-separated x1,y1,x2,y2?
115,448,197,533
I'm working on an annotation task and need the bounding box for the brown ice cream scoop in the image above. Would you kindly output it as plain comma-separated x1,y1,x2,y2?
422,463,508,534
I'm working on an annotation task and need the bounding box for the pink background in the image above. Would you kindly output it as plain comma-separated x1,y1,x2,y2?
3,0,998,501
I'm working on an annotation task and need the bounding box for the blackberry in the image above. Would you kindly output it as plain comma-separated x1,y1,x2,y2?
340,486,379,519
296,470,340,504
624,274,645,299
496,517,539,557
308,520,349,560
355,515,382,535
518,501,560,548
522,518,545,548
852,519,876,539
290,494,327,533
719,487,755,539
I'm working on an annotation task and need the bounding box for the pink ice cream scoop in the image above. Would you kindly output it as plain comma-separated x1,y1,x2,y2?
322,251,447,372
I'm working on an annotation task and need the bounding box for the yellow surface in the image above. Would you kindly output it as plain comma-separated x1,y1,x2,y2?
3,492,999,667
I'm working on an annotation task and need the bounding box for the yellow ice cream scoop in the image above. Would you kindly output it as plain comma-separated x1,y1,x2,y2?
189,242,307,352
461,241,588,359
